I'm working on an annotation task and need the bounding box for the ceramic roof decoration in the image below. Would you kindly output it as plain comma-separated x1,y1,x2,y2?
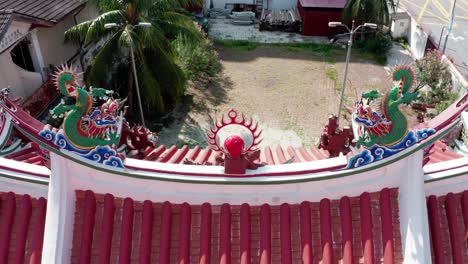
347,65,436,168
38,65,125,168
203,109,265,174
0,63,467,263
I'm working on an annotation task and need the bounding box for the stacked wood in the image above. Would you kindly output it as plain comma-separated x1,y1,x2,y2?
259,8,301,32
230,11,255,25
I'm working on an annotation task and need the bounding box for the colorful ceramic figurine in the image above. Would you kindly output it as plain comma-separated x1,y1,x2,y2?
348,65,435,168
355,65,419,147
39,65,125,168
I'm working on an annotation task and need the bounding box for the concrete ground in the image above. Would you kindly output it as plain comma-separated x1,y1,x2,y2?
157,45,396,149
208,17,328,43
400,0,468,80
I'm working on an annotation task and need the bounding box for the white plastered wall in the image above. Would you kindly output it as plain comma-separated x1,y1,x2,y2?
407,13,429,59
398,151,432,264
36,4,99,70
0,21,43,98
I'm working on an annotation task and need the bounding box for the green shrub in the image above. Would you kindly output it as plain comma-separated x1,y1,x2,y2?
174,35,222,80
326,66,338,81
416,50,453,105
355,33,392,64
435,92,459,114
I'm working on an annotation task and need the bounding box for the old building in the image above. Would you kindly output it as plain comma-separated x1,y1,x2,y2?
0,0,97,99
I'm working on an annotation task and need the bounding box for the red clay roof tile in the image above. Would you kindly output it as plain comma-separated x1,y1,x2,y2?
0,191,46,263
72,188,402,263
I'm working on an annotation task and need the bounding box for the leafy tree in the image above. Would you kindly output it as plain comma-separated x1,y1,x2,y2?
415,50,453,104
343,0,395,28
64,0,202,115
173,34,222,81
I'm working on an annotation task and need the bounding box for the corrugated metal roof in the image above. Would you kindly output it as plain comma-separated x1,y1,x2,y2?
0,9,12,39
0,0,86,22
299,0,347,8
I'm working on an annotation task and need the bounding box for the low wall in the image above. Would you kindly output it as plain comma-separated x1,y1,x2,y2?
408,14,428,59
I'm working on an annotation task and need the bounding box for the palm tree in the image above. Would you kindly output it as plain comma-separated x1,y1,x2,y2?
343,0,395,29
64,0,202,114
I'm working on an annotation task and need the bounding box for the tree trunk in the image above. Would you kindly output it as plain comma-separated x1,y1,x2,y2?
127,64,135,118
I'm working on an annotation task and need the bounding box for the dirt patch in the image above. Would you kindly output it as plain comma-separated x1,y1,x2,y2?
158,45,392,148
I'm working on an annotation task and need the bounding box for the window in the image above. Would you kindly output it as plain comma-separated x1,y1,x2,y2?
10,38,35,72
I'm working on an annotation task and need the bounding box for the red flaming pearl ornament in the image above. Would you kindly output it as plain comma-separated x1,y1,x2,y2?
224,135,245,157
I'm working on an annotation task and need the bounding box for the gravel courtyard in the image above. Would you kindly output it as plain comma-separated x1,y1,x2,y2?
157,44,391,148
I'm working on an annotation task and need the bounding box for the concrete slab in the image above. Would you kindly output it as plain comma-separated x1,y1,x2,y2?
208,17,328,43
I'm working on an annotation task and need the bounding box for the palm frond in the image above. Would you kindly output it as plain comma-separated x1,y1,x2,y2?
64,20,92,44
160,11,196,26
142,47,186,100
87,31,123,84
138,56,164,111
85,10,125,44
136,23,171,53
135,0,155,15
176,0,203,8
118,25,136,48
90,0,124,12
343,0,394,26
154,12,202,41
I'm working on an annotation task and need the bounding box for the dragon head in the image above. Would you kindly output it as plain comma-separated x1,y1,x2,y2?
391,64,415,94
53,64,83,97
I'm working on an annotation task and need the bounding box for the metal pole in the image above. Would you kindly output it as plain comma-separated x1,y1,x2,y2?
130,44,146,127
442,0,457,54
337,21,354,125
438,26,445,49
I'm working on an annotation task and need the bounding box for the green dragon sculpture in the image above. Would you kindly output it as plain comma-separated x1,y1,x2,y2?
49,65,121,150
355,65,418,148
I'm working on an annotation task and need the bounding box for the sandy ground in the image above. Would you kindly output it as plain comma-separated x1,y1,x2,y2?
158,45,393,148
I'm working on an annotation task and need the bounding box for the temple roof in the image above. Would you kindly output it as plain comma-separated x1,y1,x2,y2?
5,139,463,170
427,190,468,263
0,191,47,263
71,188,402,263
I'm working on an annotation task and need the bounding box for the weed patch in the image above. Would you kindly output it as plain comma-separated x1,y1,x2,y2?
213,40,258,51
326,66,338,81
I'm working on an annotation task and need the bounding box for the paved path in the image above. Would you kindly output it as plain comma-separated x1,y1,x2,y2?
400,0,468,81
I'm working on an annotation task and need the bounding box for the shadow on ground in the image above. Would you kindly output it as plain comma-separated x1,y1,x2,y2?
156,44,392,149
216,44,386,68
156,75,234,148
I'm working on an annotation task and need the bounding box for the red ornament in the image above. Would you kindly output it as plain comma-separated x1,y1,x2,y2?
224,135,245,157
207,109,262,153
